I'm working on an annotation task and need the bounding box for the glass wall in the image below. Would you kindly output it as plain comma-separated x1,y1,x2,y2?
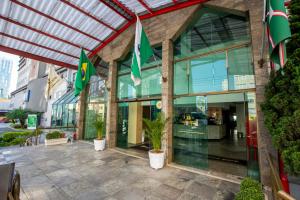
117,100,161,150
117,46,162,100
172,7,259,178
84,75,107,140
51,90,78,130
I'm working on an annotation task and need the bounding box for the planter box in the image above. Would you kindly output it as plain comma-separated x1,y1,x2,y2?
45,138,68,146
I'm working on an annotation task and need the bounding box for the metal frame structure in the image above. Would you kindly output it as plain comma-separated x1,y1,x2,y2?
0,0,209,69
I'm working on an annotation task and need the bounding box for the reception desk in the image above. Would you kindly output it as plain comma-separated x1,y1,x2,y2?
207,125,226,139
173,124,226,140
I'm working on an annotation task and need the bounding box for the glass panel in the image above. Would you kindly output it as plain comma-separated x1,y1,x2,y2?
118,46,162,75
62,104,68,127
245,92,260,180
228,47,255,90
117,45,162,100
117,102,129,148
84,75,107,140
117,67,162,100
173,96,208,169
51,104,57,126
206,93,247,177
84,103,106,140
174,53,227,95
117,100,162,149
174,8,250,60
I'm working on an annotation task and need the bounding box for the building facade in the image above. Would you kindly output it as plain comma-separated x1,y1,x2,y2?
74,0,278,189
0,57,13,99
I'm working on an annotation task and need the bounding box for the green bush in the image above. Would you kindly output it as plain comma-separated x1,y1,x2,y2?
261,0,300,175
0,131,33,147
46,131,63,140
235,178,264,200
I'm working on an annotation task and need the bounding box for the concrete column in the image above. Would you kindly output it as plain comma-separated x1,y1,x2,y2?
105,60,118,148
76,85,88,140
161,39,174,163
247,0,277,186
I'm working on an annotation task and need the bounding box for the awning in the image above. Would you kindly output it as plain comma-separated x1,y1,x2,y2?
0,0,208,69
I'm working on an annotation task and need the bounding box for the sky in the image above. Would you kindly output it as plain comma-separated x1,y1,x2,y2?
0,51,19,95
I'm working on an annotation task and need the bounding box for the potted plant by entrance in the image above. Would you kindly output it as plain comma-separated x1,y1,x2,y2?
93,114,105,151
143,113,168,170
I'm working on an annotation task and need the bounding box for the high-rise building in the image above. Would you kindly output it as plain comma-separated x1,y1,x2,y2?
0,57,13,98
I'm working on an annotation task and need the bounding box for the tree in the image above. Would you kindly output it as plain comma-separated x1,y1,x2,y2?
6,108,29,128
262,0,300,175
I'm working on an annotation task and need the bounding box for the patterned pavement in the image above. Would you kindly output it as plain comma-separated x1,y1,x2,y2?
0,142,240,200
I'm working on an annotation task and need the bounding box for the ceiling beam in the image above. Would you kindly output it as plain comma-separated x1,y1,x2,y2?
11,0,102,43
99,0,133,21
0,32,78,59
137,0,153,13
0,15,92,52
172,0,178,4
111,0,135,18
60,0,117,32
0,45,76,69
140,0,208,20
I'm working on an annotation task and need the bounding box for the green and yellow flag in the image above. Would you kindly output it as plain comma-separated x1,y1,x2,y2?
75,49,96,96
266,0,291,67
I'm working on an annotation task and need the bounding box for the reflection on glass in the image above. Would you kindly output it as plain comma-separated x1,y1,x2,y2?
173,96,208,169
245,92,260,180
84,76,107,140
174,8,250,59
117,101,161,149
117,46,162,100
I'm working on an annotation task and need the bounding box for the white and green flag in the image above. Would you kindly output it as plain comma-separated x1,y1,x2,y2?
266,0,291,67
131,16,153,86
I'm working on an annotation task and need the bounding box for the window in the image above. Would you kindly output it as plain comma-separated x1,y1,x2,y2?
174,7,250,60
117,46,162,100
173,8,254,95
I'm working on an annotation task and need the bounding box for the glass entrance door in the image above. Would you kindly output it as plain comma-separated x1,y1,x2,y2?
173,96,208,169
117,100,161,150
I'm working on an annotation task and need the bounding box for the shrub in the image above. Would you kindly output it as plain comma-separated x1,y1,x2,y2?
0,131,33,147
261,0,300,175
46,131,64,140
235,178,264,200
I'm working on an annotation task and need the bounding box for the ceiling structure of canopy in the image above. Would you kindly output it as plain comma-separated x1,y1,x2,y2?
0,0,208,69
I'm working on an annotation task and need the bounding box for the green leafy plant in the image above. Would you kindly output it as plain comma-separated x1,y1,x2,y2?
143,113,168,153
261,0,300,175
93,114,105,140
0,131,33,147
235,177,264,200
46,131,64,140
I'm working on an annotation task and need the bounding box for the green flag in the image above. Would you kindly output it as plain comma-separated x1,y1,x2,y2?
266,0,291,67
75,49,96,96
131,16,153,86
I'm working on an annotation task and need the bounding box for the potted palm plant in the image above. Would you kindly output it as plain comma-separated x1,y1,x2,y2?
93,114,105,151
143,113,168,170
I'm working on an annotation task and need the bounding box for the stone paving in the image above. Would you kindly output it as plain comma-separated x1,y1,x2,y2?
0,142,240,200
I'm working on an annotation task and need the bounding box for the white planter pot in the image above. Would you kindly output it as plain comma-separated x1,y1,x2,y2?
45,138,68,146
148,150,165,170
94,139,105,151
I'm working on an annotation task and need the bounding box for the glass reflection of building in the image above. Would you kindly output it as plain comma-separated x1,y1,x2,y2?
113,7,260,179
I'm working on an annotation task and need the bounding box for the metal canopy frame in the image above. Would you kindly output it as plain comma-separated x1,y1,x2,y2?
0,0,209,69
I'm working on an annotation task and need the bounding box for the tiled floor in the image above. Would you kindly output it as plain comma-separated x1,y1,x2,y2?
0,142,240,200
